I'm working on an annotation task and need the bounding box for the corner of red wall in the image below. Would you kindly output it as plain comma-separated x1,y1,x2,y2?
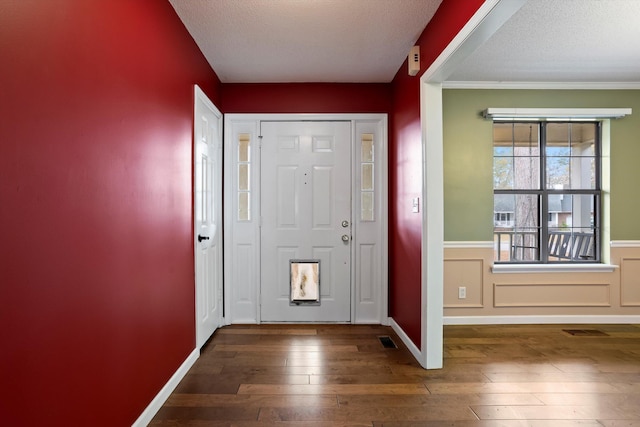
388,0,485,348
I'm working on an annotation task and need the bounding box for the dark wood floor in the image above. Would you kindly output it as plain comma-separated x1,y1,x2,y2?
150,323,640,426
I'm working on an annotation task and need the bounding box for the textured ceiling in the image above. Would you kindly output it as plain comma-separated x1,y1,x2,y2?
447,0,640,84
169,0,640,85
168,0,442,83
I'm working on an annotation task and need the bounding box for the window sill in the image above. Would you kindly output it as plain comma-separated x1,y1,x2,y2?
491,263,618,274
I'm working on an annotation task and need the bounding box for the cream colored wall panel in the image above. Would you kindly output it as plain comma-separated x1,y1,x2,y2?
444,259,484,308
494,283,610,307
443,244,640,319
620,258,640,306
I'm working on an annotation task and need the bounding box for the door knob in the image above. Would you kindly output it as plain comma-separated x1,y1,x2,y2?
198,234,210,242
341,234,350,242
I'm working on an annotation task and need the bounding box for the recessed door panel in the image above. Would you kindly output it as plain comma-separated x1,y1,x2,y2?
312,166,333,228
277,166,298,228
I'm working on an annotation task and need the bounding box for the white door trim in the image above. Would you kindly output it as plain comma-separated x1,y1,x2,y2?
223,113,388,325
413,0,527,369
194,85,223,347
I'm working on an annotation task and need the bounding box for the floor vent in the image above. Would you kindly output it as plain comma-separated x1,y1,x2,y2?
378,336,397,348
563,329,609,337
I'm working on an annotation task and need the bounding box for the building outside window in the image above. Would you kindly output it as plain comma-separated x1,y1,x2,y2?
493,121,600,263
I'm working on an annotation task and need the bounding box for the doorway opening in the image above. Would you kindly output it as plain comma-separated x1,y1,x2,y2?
223,114,388,325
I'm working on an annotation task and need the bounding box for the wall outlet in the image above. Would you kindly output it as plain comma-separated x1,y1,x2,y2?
458,286,466,299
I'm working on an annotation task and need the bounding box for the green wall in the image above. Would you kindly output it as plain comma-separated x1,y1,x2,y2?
443,89,640,242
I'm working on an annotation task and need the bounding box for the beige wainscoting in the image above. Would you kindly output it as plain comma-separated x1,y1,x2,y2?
443,258,484,308
620,256,640,306
443,242,640,320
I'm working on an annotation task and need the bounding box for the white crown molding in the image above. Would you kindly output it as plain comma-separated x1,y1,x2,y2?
610,240,640,248
444,315,640,325
443,81,640,90
444,241,493,249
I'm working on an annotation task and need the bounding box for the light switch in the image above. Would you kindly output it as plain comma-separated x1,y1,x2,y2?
412,197,419,213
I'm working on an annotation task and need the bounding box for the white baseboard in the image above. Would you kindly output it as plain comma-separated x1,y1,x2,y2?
389,318,423,367
132,348,199,427
444,315,640,325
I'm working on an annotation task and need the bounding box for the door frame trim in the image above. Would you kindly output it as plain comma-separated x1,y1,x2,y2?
193,85,223,347
415,0,527,369
223,114,388,325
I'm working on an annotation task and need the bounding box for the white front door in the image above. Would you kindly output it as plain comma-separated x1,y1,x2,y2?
194,86,222,347
260,121,352,322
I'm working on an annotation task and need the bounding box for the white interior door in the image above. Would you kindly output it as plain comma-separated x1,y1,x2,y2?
194,86,222,347
260,121,352,322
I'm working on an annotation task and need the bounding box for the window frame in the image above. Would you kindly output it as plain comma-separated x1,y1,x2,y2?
493,121,602,264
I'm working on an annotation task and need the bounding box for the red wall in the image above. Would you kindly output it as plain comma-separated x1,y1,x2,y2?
389,0,485,347
0,1,220,425
222,83,391,113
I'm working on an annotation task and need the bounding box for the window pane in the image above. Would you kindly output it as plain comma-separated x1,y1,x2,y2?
494,194,514,224
361,134,374,162
494,146,512,156
494,123,540,190
361,163,373,191
493,194,539,262
238,164,249,191
547,194,595,230
546,123,596,190
238,134,250,162
546,154,596,190
513,122,540,189
493,123,513,156
546,156,570,189
571,156,596,189
547,194,597,261
546,123,570,156
493,157,513,189
361,192,374,221
513,155,539,189
238,192,250,221
571,123,596,156
494,193,514,261
513,194,540,261
493,123,514,190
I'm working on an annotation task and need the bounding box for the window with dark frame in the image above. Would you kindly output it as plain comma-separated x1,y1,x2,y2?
493,121,601,263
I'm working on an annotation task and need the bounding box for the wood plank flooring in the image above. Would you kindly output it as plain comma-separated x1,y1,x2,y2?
150,323,640,426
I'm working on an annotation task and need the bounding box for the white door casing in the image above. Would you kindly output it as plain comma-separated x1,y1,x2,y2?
260,121,352,322
194,85,223,347
223,114,388,325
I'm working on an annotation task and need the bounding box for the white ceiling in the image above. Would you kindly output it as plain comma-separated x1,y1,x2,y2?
169,0,442,83
447,0,640,85
169,0,640,85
